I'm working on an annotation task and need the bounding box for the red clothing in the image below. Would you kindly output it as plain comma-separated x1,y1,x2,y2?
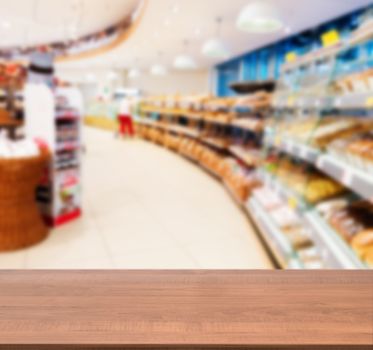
118,114,134,136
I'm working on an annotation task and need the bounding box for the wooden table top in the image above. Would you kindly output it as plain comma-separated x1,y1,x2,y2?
0,270,371,349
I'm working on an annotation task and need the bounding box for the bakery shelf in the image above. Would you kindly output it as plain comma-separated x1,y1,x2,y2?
280,139,320,164
135,118,160,127
228,145,259,168
331,92,373,110
303,210,367,269
246,197,303,269
274,92,373,111
316,154,373,201
265,135,320,164
198,162,222,180
256,169,367,269
200,137,229,151
231,119,264,133
202,117,231,126
223,180,244,208
167,125,200,139
257,169,308,211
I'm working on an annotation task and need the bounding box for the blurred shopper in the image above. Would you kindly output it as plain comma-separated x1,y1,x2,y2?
117,97,134,138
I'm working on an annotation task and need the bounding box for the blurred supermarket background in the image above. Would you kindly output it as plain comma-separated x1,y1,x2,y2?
0,0,373,269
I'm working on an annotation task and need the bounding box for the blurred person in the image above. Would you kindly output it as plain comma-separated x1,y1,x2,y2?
117,97,134,138
118,97,135,137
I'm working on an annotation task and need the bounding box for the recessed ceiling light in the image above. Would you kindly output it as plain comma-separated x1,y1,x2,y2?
173,54,197,70
236,2,284,33
107,70,118,81
85,73,97,83
128,68,141,79
150,64,168,76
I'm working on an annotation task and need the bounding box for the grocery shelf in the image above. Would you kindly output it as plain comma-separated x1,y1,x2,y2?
135,118,160,127
316,154,373,201
304,210,367,269
56,111,80,121
246,197,303,269
56,141,80,152
223,180,244,208
273,92,373,110
228,145,258,168
257,169,307,211
167,125,200,139
278,139,320,164
257,170,367,269
200,137,229,151
198,162,221,180
231,119,263,133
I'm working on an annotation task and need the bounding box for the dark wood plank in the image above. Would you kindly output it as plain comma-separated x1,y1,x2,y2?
0,270,371,349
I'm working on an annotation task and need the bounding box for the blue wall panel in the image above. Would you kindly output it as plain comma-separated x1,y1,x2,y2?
215,4,372,96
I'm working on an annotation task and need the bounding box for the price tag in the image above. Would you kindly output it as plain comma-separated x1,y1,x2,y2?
286,51,297,63
366,97,373,108
316,157,325,169
288,197,298,210
321,29,340,47
342,170,353,187
287,96,295,107
300,147,308,159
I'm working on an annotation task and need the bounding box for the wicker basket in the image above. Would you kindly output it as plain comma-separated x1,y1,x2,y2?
0,150,50,251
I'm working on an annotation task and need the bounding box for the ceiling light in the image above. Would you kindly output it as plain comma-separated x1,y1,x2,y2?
150,64,168,76
202,17,230,59
85,73,97,83
128,68,141,79
236,2,284,33
107,70,118,81
174,40,197,70
202,38,230,59
173,54,197,70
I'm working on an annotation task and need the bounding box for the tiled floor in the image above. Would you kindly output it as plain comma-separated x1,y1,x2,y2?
0,127,273,269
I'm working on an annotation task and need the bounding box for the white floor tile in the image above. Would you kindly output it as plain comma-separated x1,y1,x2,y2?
0,127,273,269
0,251,26,269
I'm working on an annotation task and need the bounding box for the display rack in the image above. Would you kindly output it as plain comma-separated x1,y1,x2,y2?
259,21,373,268
37,88,82,227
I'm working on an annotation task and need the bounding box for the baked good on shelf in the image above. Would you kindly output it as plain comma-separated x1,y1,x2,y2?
351,230,373,260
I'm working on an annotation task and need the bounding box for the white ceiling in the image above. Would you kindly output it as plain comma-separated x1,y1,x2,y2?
3,0,368,74
56,0,373,74
0,0,139,47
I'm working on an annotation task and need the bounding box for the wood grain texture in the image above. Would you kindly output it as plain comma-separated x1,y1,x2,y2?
0,270,371,349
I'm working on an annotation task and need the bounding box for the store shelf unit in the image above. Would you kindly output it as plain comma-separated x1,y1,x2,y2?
37,89,82,227
256,169,366,269
316,155,373,201
246,197,303,269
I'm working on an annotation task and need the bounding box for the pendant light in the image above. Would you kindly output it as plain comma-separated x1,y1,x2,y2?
236,1,284,33
150,51,168,76
128,68,141,79
174,40,197,70
106,70,118,81
128,57,142,79
202,17,230,60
